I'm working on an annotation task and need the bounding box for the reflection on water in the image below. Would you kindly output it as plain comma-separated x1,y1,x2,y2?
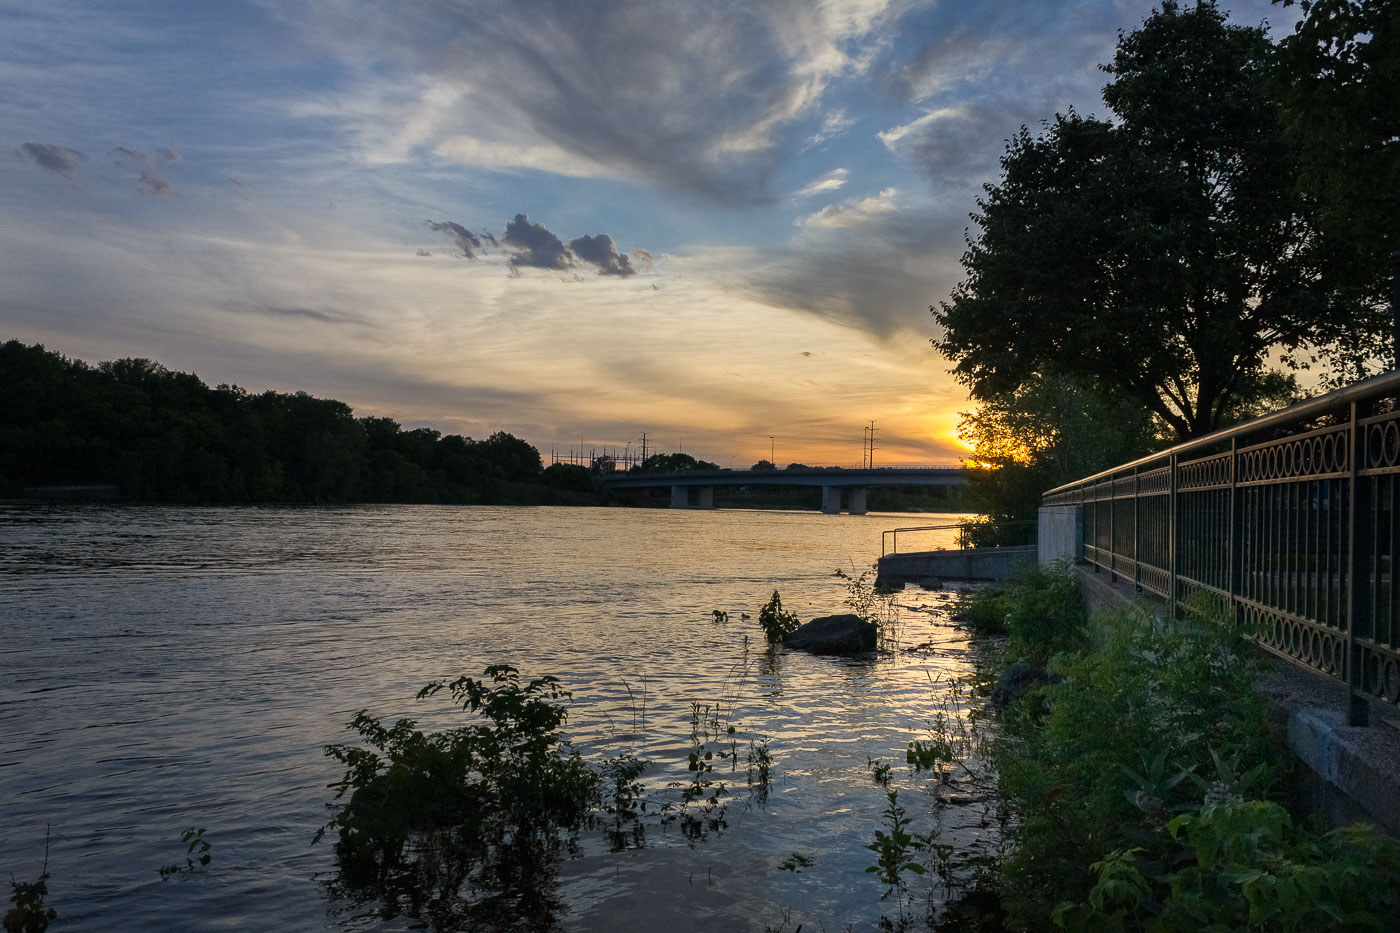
0,503,989,931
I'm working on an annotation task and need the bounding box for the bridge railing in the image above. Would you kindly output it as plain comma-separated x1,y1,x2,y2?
1043,368,1400,726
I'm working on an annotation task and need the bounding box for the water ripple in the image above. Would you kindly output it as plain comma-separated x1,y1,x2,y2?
0,503,984,931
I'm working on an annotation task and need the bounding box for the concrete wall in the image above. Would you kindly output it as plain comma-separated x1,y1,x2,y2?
876,545,1036,587
1074,564,1400,836
1038,505,1082,566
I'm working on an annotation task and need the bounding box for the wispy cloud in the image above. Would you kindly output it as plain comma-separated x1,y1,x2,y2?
280,0,903,202
797,186,900,229
433,135,615,180
111,146,173,195
796,167,848,197
808,107,857,145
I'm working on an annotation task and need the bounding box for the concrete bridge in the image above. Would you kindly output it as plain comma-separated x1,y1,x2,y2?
601,467,966,514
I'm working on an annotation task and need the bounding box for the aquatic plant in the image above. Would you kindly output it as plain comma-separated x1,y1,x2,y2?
779,852,814,873
747,736,773,798
158,827,212,879
836,565,902,649
4,834,55,933
865,790,931,916
318,665,614,931
598,754,649,852
757,590,800,644
663,740,730,843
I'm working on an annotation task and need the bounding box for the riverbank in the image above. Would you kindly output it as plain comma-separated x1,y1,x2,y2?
943,565,1400,931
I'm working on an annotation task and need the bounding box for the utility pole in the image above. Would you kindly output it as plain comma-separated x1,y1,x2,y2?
864,420,878,468
769,435,775,465
639,432,649,465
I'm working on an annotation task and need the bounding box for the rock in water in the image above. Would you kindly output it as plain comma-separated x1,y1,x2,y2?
784,614,877,655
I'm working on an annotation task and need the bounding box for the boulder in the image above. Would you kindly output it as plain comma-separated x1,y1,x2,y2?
990,660,1051,710
784,613,877,655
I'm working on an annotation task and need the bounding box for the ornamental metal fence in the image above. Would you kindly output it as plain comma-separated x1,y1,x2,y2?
1042,368,1400,726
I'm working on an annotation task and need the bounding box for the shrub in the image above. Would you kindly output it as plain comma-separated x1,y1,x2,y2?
1054,800,1400,932
952,562,1086,658
994,608,1276,924
319,666,605,931
757,590,800,644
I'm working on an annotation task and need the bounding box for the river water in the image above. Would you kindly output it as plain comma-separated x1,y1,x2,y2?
0,503,993,931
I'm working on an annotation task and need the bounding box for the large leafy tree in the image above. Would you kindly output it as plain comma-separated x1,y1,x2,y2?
1273,0,1399,320
934,1,1382,440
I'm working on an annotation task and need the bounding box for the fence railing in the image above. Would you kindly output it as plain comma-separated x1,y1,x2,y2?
882,519,1037,556
1043,368,1400,726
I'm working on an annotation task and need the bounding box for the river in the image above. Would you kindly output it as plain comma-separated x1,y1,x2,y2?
0,503,994,931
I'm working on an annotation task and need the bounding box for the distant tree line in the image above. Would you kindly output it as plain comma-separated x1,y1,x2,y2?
0,340,604,505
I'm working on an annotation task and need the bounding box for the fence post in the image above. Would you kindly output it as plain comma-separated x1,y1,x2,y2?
1133,466,1141,592
1091,483,1100,572
1168,452,1178,619
1110,472,1117,582
1229,437,1243,629
1346,400,1372,727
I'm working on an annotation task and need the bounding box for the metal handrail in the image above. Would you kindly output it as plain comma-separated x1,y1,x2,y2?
882,523,960,556
1045,367,1400,497
882,519,1037,555
1041,367,1400,727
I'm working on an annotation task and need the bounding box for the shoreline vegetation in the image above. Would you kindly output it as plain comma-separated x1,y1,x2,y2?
0,339,965,513
935,565,1400,932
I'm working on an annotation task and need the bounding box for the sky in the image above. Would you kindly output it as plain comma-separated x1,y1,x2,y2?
0,0,1298,468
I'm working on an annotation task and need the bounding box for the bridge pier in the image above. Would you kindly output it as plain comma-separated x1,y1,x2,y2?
849,486,868,515
821,485,869,514
670,485,715,509
821,486,841,514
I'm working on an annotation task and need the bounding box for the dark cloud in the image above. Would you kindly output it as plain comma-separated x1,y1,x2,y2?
502,213,572,272
17,142,85,180
111,147,173,195
631,248,654,270
744,204,969,336
569,233,635,276
415,248,432,257
481,231,499,249
426,219,485,258
160,147,182,163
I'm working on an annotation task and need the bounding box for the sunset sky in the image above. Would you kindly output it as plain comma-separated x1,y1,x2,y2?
0,0,1297,467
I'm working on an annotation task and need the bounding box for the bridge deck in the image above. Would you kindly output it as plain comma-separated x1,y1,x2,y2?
602,467,966,489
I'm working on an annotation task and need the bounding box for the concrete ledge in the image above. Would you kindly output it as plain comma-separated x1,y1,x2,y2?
1073,564,1400,836
877,545,1036,587
1075,564,1163,618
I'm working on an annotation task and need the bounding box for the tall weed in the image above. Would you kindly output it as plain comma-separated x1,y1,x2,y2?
953,562,1086,659
994,608,1275,924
